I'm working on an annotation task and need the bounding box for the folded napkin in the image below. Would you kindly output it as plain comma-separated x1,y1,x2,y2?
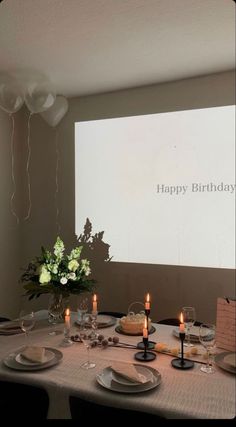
0,321,22,335
111,362,147,383
21,346,46,363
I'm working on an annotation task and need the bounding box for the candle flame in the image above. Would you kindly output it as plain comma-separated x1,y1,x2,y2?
146,293,150,302
93,294,97,302
180,312,183,324
65,308,70,316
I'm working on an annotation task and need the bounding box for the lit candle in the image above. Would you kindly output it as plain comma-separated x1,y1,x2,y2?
143,316,148,338
92,294,98,314
179,312,185,333
65,308,70,330
145,293,151,310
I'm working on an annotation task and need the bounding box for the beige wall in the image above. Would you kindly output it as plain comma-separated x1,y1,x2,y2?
1,70,235,322
0,110,21,319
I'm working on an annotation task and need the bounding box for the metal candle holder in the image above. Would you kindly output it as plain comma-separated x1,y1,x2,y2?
137,308,156,350
171,332,194,369
135,336,156,362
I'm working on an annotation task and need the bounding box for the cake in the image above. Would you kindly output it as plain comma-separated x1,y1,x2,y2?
119,312,151,334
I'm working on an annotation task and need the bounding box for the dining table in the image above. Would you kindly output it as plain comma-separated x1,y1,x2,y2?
0,313,235,419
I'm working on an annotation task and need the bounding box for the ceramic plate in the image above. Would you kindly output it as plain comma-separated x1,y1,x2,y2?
75,315,117,329
96,365,161,393
214,352,236,374
111,365,154,386
3,347,63,371
115,325,156,336
172,326,200,343
15,349,55,366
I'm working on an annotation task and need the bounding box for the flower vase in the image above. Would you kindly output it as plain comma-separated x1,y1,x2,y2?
48,293,68,325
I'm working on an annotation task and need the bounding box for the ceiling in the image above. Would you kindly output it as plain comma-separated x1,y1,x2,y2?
0,0,235,98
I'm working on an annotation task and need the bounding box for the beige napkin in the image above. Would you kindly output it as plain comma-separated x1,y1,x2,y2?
21,346,46,363
111,362,147,383
0,321,22,335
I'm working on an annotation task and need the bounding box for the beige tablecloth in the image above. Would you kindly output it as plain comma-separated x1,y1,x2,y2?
0,316,235,419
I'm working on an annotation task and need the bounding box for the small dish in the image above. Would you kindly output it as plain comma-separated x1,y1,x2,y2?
172,326,200,342
75,315,117,329
214,352,236,374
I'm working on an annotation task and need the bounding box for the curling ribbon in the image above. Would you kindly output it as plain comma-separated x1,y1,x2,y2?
54,128,61,235
24,112,33,220
10,114,19,225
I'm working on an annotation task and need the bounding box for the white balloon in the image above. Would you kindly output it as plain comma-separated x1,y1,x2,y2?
0,74,24,114
40,95,69,127
25,80,56,113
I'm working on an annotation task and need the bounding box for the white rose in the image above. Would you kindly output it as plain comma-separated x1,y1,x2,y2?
60,277,68,285
68,259,79,272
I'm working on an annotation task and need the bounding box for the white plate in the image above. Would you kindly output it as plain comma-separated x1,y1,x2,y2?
15,349,55,366
75,315,117,329
3,347,63,371
214,352,236,375
111,365,154,386
96,365,161,393
173,326,200,343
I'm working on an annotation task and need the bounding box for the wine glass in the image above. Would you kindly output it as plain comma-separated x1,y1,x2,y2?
77,296,88,330
199,323,216,374
19,310,35,346
79,319,96,369
182,306,196,347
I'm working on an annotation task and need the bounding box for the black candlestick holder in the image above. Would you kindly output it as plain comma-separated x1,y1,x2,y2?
135,337,156,362
171,332,194,369
137,309,156,350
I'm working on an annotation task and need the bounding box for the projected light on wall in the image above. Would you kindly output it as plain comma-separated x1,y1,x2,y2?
75,105,235,269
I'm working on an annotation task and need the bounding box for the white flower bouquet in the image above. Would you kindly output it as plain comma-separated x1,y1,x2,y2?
20,237,96,300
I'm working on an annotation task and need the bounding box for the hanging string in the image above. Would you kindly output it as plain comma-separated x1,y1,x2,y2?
54,128,61,236
24,112,33,220
10,113,19,225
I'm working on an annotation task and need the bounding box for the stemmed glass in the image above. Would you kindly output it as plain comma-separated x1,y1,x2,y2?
199,323,216,374
182,306,196,347
79,319,96,369
77,297,88,330
19,310,35,346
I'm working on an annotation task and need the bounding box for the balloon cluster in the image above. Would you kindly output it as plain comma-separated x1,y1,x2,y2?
0,72,68,127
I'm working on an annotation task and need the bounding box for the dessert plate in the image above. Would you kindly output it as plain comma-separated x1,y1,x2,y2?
15,349,55,366
96,365,161,393
3,347,63,371
214,352,236,374
75,315,117,329
172,326,201,343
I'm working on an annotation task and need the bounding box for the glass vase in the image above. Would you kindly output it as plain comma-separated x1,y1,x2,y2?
48,293,65,325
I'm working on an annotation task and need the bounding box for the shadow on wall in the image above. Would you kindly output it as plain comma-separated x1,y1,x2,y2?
69,217,112,282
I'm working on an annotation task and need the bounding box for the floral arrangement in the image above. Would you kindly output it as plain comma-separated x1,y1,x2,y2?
20,237,96,300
